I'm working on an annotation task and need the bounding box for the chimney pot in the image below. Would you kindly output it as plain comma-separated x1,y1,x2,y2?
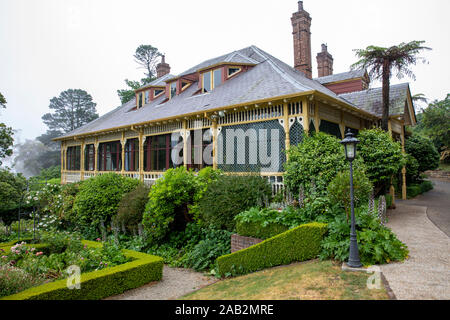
292,1,312,78
321,44,327,52
298,1,303,11
156,55,170,78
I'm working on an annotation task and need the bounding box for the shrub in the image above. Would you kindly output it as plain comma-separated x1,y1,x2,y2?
216,222,328,277
357,129,404,193
0,169,27,225
73,173,140,227
327,168,373,220
407,180,433,198
405,134,440,173
404,153,421,183
196,174,272,231
284,132,350,195
320,208,409,265
142,167,198,242
1,240,163,300
115,184,150,233
0,265,45,298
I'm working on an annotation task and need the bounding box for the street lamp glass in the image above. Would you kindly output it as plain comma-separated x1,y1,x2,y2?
346,144,355,160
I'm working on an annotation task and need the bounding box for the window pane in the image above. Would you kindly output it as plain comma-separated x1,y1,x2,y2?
213,69,222,88
170,82,177,98
203,72,211,93
145,91,150,104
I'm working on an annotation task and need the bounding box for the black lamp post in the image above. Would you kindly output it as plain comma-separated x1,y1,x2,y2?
340,130,362,268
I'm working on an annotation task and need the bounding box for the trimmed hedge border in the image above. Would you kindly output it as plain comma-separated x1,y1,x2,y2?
0,240,163,300
407,180,433,199
217,222,327,277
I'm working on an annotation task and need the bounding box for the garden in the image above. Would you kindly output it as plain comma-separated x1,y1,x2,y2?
0,128,439,299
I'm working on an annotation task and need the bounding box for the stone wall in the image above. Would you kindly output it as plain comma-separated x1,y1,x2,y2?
231,234,263,253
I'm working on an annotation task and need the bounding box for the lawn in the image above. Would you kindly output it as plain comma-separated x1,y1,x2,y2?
439,162,450,172
182,260,389,300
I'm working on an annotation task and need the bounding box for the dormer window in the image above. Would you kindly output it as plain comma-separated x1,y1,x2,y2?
154,89,164,98
170,82,177,99
181,81,191,92
202,68,223,93
138,92,143,108
227,66,241,78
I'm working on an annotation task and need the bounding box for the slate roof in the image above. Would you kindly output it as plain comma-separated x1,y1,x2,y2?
57,46,375,140
137,73,175,90
339,83,410,117
315,69,366,85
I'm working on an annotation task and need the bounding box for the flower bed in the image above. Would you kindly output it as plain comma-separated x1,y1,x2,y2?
0,238,163,300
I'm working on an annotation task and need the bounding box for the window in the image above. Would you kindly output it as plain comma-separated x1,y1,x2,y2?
84,144,95,171
154,89,164,98
170,82,177,99
145,91,150,104
66,146,81,171
213,69,222,88
227,67,241,78
144,134,178,171
187,128,212,171
202,68,223,93
98,141,122,171
202,72,212,93
181,81,191,92
124,139,139,172
137,92,143,108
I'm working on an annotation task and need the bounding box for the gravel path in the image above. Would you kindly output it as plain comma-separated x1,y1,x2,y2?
381,202,450,300
105,265,217,300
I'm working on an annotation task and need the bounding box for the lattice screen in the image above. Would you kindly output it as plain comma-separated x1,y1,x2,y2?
217,120,285,173
319,120,342,139
289,119,304,146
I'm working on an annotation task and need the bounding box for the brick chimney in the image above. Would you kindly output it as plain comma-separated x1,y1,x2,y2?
316,44,333,77
156,55,170,78
291,1,312,79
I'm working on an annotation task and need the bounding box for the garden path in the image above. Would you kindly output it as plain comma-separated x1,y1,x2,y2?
104,265,217,300
381,180,450,300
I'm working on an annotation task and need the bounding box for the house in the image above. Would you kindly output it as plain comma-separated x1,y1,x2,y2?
55,1,415,200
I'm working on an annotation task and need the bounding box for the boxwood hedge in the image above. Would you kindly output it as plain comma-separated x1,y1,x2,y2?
0,240,163,300
217,222,328,277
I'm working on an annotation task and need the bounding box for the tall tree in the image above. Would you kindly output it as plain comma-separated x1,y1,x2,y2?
42,89,99,133
0,92,13,166
117,78,153,105
351,41,431,131
134,45,162,79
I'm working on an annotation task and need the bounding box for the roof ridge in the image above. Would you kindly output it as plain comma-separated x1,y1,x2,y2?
249,45,310,92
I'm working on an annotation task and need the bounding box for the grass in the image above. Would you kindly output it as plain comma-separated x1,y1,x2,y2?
182,260,389,300
439,162,450,172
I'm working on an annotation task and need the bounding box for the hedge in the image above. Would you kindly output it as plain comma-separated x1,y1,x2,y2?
217,222,328,277
236,221,289,240
1,240,163,300
407,180,433,199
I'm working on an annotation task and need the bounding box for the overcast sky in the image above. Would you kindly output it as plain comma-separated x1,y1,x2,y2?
0,0,449,143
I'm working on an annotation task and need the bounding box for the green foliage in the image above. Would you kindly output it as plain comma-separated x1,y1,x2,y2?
327,168,373,218
189,167,223,223
144,223,232,272
73,173,140,228
216,222,328,277
1,240,163,300
133,44,162,79
405,134,440,173
28,166,61,185
413,94,450,152
0,123,14,165
0,169,27,224
319,208,409,265
115,184,150,233
42,89,99,134
196,174,272,231
284,132,348,195
404,153,420,183
357,129,404,192
142,167,198,242
0,265,45,298
407,180,433,198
